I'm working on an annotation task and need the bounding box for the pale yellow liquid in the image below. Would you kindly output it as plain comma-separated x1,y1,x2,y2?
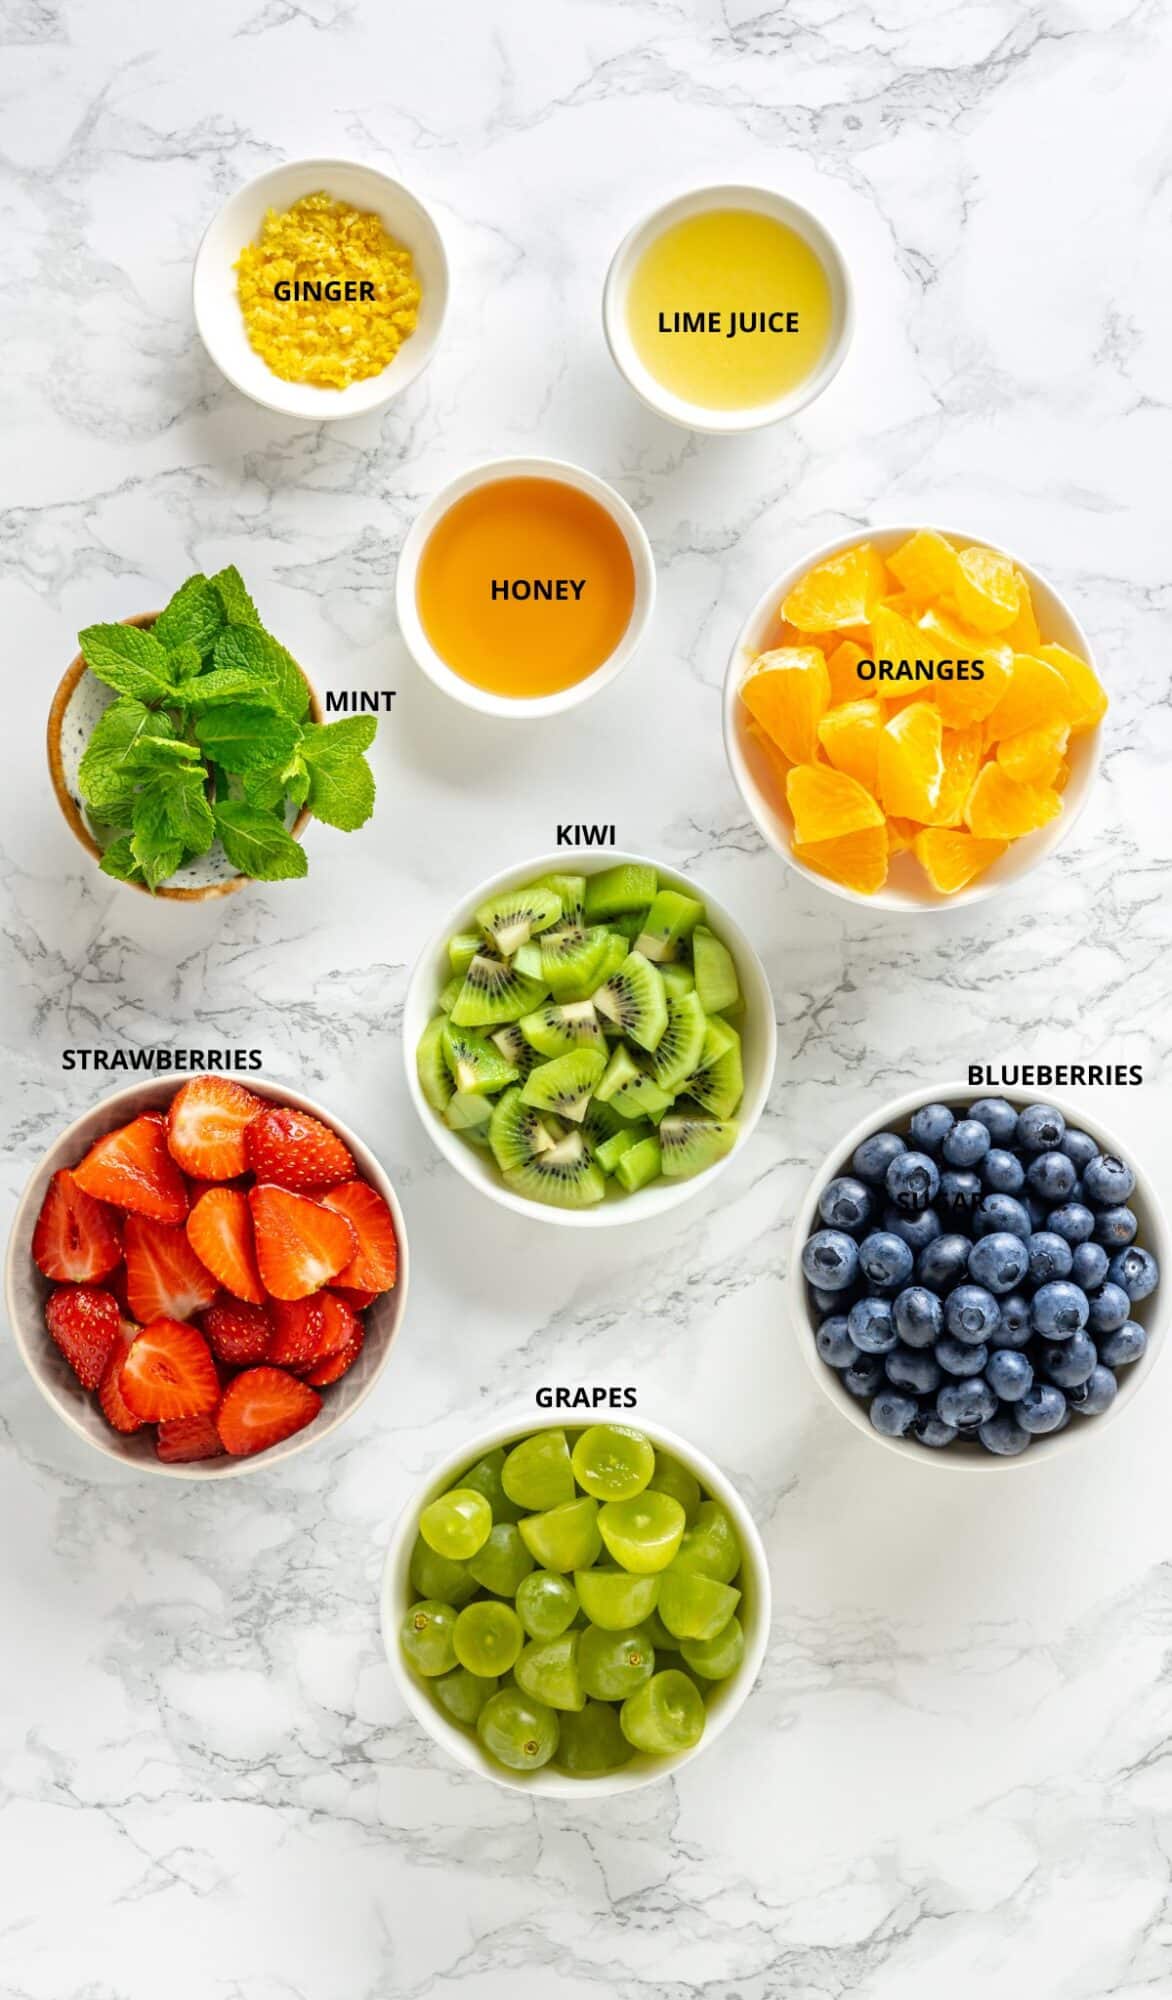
626,209,833,410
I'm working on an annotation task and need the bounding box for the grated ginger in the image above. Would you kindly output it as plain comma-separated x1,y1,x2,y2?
235,191,422,389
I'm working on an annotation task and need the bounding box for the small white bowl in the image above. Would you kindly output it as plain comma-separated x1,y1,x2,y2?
394,457,656,720
381,1412,771,1795
403,849,777,1227
4,1078,410,1478
723,523,1105,915
603,183,853,435
789,1081,1168,1470
193,157,448,421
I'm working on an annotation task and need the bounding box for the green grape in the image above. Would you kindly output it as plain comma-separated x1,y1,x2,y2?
673,1500,741,1585
515,1570,579,1641
514,1633,586,1712
419,1487,493,1561
570,1423,655,1501
646,1450,701,1525
597,1491,686,1574
466,1523,535,1597
477,1687,560,1772
409,1535,478,1608
454,1599,524,1677
458,1447,525,1525
681,1617,745,1682
556,1700,636,1776
658,1567,741,1643
620,1668,706,1755
573,1566,660,1631
433,1666,498,1726
400,1599,459,1677
639,1610,682,1652
518,1496,601,1573
577,1622,656,1700
501,1429,576,1512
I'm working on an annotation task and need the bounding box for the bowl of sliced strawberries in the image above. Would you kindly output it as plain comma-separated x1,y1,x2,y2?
5,1074,408,1476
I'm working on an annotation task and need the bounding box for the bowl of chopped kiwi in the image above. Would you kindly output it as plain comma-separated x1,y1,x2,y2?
403,851,776,1226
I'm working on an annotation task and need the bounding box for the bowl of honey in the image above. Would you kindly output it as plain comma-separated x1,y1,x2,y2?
395,457,656,719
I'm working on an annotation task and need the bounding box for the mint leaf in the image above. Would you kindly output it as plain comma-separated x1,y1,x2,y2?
242,752,309,811
211,565,261,628
130,813,184,891
183,668,281,710
303,714,377,757
79,624,176,703
135,766,215,860
98,834,144,885
78,699,186,817
166,642,204,684
153,574,224,658
214,802,308,881
194,703,300,774
213,625,309,721
299,717,376,831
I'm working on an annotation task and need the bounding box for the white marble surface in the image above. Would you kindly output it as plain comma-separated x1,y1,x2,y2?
2,1,1171,1995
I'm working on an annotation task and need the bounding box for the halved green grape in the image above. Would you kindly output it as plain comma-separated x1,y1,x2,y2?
400,1599,459,1678
518,1496,601,1573
477,1687,560,1771
620,1668,706,1754
673,1500,741,1585
453,1599,524,1677
409,1535,478,1608
574,1566,660,1631
658,1566,741,1642
555,1699,637,1776
577,1623,656,1700
681,1616,745,1682
433,1665,498,1725
458,1447,525,1525
514,1633,586,1712
640,1610,682,1652
515,1570,579,1641
597,1491,686,1574
466,1522,535,1597
419,1487,493,1561
646,1450,701,1525
570,1424,655,1501
501,1430,576,1512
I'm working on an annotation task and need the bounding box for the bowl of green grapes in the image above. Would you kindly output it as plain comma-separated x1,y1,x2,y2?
382,1415,771,1793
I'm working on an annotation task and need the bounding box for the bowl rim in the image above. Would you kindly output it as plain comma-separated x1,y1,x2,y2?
602,181,854,435
4,1074,410,1479
788,1079,1168,1470
401,847,778,1227
722,521,1104,914
393,454,657,720
381,1409,772,1796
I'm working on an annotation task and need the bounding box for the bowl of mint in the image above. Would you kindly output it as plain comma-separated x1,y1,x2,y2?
47,568,377,899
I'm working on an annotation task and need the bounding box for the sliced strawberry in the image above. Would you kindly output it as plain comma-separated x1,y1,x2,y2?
321,1181,398,1295
248,1184,356,1301
120,1317,220,1421
106,1261,132,1316
73,1114,188,1223
186,1187,264,1304
156,1414,224,1464
267,1295,327,1368
166,1075,261,1181
304,1321,365,1388
45,1285,120,1390
98,1320,146,1434
123,1213,219,1324
32,1169,122,1283
245,1104,355,1193
200,1296,272,1368
318,1290,361,1359
332,1284,378,1312
216,1366,321,1457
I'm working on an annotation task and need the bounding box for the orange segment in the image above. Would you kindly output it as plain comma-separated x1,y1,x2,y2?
964,763,1062,840
982,653,1075,743
786,763,884,845
914,828,1008,893
1036,643,1108,731
887,530,960,604
916,608,1012,723
1003,571,1041,650
795,824,888,895
869,603,927,689
927,725,983,826
744,717,791,792
817,700,882,792
825,638,873,704
953,545,1021,633
740,647,830,764
996,723,1069,786
886,817,921,854
876,703,944,820
781,542,889,633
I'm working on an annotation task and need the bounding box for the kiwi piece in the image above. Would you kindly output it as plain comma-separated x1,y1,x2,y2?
615,1135,662,1194
595,1126,643,1175
581,1096,626,1153
692,925,740,1014
593,950,668,1054
449,930,486,975
611,908,651,939
539,925,613,1001
583,863,658,922
489,1086,555,1172
519,999,606,1060
475,884,563,958
647,991,708,1093
688,1019,743,1119
595,1043,674,1120
534,873,586,929
636,888,705,964
446,1090,493,1135
521,1048,607,1124
491,1023,541,1080
504,1128,607,1210
441,1020,520,1095
417,1016,454,1112
661,963,695,1001
438,973,463,1013
659,1111,737,1179
450,954,549,1028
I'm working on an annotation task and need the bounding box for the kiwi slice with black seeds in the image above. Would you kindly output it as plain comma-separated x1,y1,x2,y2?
593,950,668,1053
489,1086,556,1172
581,1096,626,1153
534,873,586,929
636,888,705,964
519,999,606,1060
475,885,563,958
449,930,489,975
450,954,549,1028
503,1128,607,1209
687,1019,743,1119
659,1109,737,1179
595,1043,674,1120
441,1021,520,1095
417,1016,454,1112
491,1023,541,1080
521,1048,607,1124
647,991,708,1093
538,925,613,1001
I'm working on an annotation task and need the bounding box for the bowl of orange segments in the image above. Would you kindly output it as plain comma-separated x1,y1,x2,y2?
723,527,1107,910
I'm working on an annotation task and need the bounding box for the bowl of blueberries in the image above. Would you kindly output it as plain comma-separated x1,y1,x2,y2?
790,1085,1166,1465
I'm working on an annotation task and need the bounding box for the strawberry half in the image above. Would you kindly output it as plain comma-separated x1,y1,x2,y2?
216,1366,321,1457
124,1213,218,1324
98,1320,146,1434
156,1414,224,1464
166,1075,261,1181
318,1290,362,1360
248,1184,356,1301
45,1286,120,1390
120,1317,220,1422
267,1295,327,1368
245,1104,355,1193
304,1321,365,1388
321,1181,398,1295
32,1169,122,1284
186,1187,265,1304
73,1114,188,1224
332,1284,378,1312
200,1296,272,1368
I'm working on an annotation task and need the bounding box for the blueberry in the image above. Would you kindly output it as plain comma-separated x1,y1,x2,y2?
886,1345,941,1396
995,1294,1033,1348
1024,1194,1049,1231
913,1411,958,1448
986,1348,1033,1401
942,1119,992,1169
983,1148,1025,1193
842,1354,885,1398
1026,1150,1078,1203
945,1284,1001,1342
1026,1230,1074,1286
970,1097,1019,1144
936,1336,989,1377
1094,1205,1137,1249
917,1234,971,1289
1086,1282,1131,1334
937,1378,997,1429
1046,1203,1096,1246
869,1390,918,1438
1071,1242,1109,1292
1041,1332,1097,1387
1068,1364,1118,1416
1108,1245,1159,1302
1082,1153,1136,1205
1098,1320,1146,1368
852,1131,907,1184
1016,1103,1066,1153
909,1103,955,1154
883,1203,942,1252
978,1413,1032,1456
893,1285,944,1348
940,1170,983,1216
818,1175,872,1232
858,1231,915,1288
1061,1128,1100,1173
847,1297,898,1354
1031,1280,1090,1337
802,1229,860,1291
811,1284,853,1316
1017,1384,1068,1434
815,1317,859,1368
972,1193,1032,1242
967,1231,1030,1294
885,1150,940,1210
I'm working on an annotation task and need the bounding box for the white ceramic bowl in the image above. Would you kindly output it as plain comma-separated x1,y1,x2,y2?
602,183,853,434
193,157,449,420
723,523,1104,914
394,456,656,720
403,849,777,1227
4,1077,410,1478
381,1412,771,1795
789,1081,1168,1470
